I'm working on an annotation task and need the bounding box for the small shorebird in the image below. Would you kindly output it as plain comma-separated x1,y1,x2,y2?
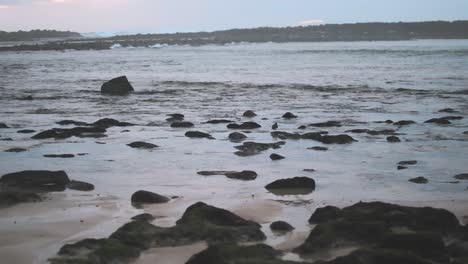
272,122,278,130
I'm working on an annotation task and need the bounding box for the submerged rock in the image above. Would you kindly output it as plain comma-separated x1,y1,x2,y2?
367,129,397,135
265,177,316,195
0,123,9,128
454,174,468,180
131,213,155,222
166,113,184,121
186,244,285,264
56,120,90,126
272,122,278,130
398,165,408,170
399,160,417,166
44,154,75,158
197,170,257,181
439,108,458,113
425,118,451,125
270,153,285,160
93,118,135,128
296,201,460,258
17,129,36,134
0,170,70,191
308,146,328,151
309,121,342,127
228,132,247,142
171,121,194,128
271,131,302,140
127,141,158,149
270,221,295,232
394,120,416,126
320,134,355,144
4,147,27,153
101,76,134,95
387,136,401,142
227,122,261,129
206,119,234,124
282,112,297,119
234,141,285,156
243,110,257,117
0,191,41,207
131,190,170,204
32,126,107,140
346,129,370,133
67,180,95,191
409,177,428,184
185,131,214,139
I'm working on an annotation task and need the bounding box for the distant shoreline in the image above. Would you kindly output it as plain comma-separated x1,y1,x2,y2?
1,21,467,52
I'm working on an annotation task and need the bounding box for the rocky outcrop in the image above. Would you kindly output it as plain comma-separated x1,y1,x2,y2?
394,120,416,126
320,134,355,144
387,136,401,142
234,141,285,156
170,121,194,128
101,76,134,95
270,221,295,232
228,132,247,142
227,122,261,129
127,142,159,149
131,190,170,204
185,131,214,139
243,110,257,117
0,191,41,207
265,177,316,195
32,126,107,140
309,121,341,127
0,170,70,192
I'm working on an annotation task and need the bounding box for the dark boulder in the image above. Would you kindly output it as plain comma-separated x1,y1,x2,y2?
0,123,9,128
101,76,134,95
270,153,285,160
228,132,247,142
300,132,323,141
227,122,261,129
93,118,134,128
425,118,451,125
185,131,214,139
439,108,458,113
171,121,194,128
270,221,295,232
308,146,328,151
167,113,184,121
17,129,36,134
308,205,341,223
67,180,95,191
320,134,355,144
131,190,170,204
56,120,91,126
346,129,369,133
399,160,417,166
441,115,463,120
271,131,302,140
387,136,401,142
234,141,285,156
367,129,397,135
309,121,341,127
0,170,70,190
127,142,158,149
282,112,297,119
265,177,316,195
243,110,257,117
5,147,27,153
409,177,428,184
32,126,107,140
20,95,33,100
272,122,278,130
44,154,75,158
206,119,234,124
131,213,155,222
394,120,416,126
398,165,408,170
197,170,257,181
186,244,282,264
317,248,434,264
0,191,41,207
454,174,468,180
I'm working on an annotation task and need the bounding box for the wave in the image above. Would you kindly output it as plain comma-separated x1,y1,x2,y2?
278,49,468,56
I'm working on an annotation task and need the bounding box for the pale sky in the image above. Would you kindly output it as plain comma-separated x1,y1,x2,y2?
1,0,468,33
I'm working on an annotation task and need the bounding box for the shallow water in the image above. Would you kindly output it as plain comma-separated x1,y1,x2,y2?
0,39,468,263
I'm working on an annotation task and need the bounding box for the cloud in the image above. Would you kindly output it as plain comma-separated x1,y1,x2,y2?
298,19,324,25
0,4,9,8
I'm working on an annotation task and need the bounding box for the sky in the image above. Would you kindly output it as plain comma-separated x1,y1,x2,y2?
1,0,468,33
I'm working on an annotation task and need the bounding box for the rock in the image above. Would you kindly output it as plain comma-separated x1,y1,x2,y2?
227,122,261,129
234,141,285,156
0,123,9,128
454,174,468,180
4,148,27,153
441,115,463,120
387,136,401,142
32,126,107,140
367,129,397,135
271,131,302,140
439,108,458,113
170,121,194,128
0,191,41,207
166,113,184,121
197,170,257,181
20,95,33,100
399,160,417,166
56,120,90,126
464,131,468,135
0,138,13,141
320,134,355,144
303,169,316,172
300,132,323,140
270,153,285,160
17,129,36,134
131,213,155,222
425,118,451,125
385,119,394,124
0,170,70,192
93,118,134,128
265,177,316,195
131,190,170,204
346,129,369,133
67,180,95,191
297,125,306,129
228,132,247,142
243,110,257,117
282,112,297,119
295,201,460,256
101,76,134,95
308,146,328,151
398,165,408,170
270,221,295,232
186,244,284,264
185,131,214,139
394,120,416,126
272,122,278,130
317,248,434,264
309,121,342,127
127,142,158,149
44,154,75,158
206,119,234,124
409,177,428,184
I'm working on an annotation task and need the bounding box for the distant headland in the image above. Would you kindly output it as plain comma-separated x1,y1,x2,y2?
0,29,81,42
1,21,467,51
